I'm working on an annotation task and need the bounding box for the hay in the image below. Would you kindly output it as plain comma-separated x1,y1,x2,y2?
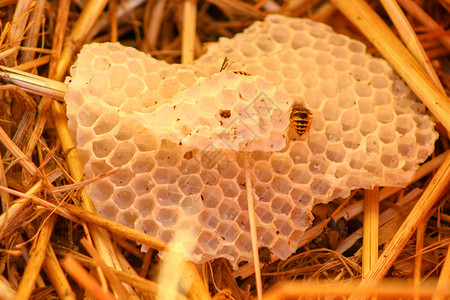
0,0,449,299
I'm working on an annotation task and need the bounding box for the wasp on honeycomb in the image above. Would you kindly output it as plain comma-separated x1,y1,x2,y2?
290,105,312,137
220,57,251,76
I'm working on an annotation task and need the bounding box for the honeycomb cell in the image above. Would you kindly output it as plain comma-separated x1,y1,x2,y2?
322,101,340,121
139,219,159,236
198,209,220,229
309,157,329,174
366,135,380,154
178,174,203,195
368,60,385,73
257,226,276,246
117,208,139,227
349,151,367,169
134,195,156,217
198,230,219,252
270,154,293,175
134,131,158,152
216,159,239,179
219,179,240,198
217,245,239,262
130,173,154,195
132,153,156,173
343,130,362,149
144,73,161,90
325,143,346,162
308,134,327,154
357,98,374,114
320,79,337,98
114,121,137,141
271,196,293,215
289,142,310,163
112,186,136,209
396,115,414,135
371,75,389,89
355,82,372,97
340,108,360,131
109,65,129,89
288,166,311,184
300,72,318,88
255,203,273,224
254,183,274,202
351,53,368,66
152,185,182,206
315,52,333,66
379,125,396,144
313,39,329,51
218,200,240,221
290,188,312,206
110,142,136,167
92,135,116,158
325,123,343,142
235,233,252,254
152,167,179,184
90,159,113,176
217,220,240,242
271,176,292,194
398,136,417,157
110,167,134,186
364,161,383,177
157,228,174,244
124,76,145,98
155,141,182,167
179,158,201,175
200,169,219,186
359,115,378,135
154,207,179,227
201,186,223,208
97,201,119,221
376,106,395,123
338,90,356,109
78,103,102,127
93,113,119,135
158,78,181,99
274,217,294,236
381,153,399,168
310,178,331,195
303,88,324,109
127,59,145,76
416,130,434,146
291,31,312,49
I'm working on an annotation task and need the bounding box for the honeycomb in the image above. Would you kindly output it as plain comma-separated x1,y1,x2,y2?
64,14,438,269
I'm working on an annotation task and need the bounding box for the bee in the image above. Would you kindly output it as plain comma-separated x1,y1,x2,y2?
290,105,312,137
219,57,251,76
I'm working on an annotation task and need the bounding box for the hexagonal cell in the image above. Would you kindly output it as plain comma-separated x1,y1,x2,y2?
349,151,367,169
96,201,119,221
217,245,239,262
364,161,383,177
108,65,129,89
236,211,250,231
123,76,145,98
219,179,240,198
114,121,137,141
359,115,378,136
152,167,179,184
109,142,136,167
157,228,175,244
138,219,159,236
290,206,311,228
291,31,312,49
290,188,313,206
310,178,331,195
271,196,293,215
251,151,271,161
340,108,360,131
134,131,158,152
130,173,154,196
178,158,201,175
90,159,113,177
325,123,343,142
346,175,373,189
200,150,224,169
271,176,292,194
144,73,161,90
416,130,434,146
351,53,368,66
376,106,395,124
178,195,203,215
257,226,275,246
178,174,203,196
92,113,119,135
309,157,329,175
274,217,294,237
325,143,346,163
197,230,219,252
253,161,273,183
240,42,259,57
307,134,327,154
288,166,311,184
396,115,414,135
355,82,373,97
88,179,115,202
366,135,380,154
158,78,181,99
131,152,156,173
200,169,220,186
255,203,274,224
270,154,293,175
218,200,240,221
217,220,240,242
357,98,374,114
300,72,318,88
283,78,302,94
92,134,116,158
338,90,356,109
381,153,399,168
117,208,139,228
235,232,252,253
198,209,220,229
112,186,136,209
155,141,182,167
378,125,396,144
216,159,239,179
152,185,183,206
201,185,223,208
303,88,324,109
398,136,417,157
254,184,274,202
154,207,179,227
334,165,350,178
237,80,258,100
134,195,156,217
343,130,362,149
